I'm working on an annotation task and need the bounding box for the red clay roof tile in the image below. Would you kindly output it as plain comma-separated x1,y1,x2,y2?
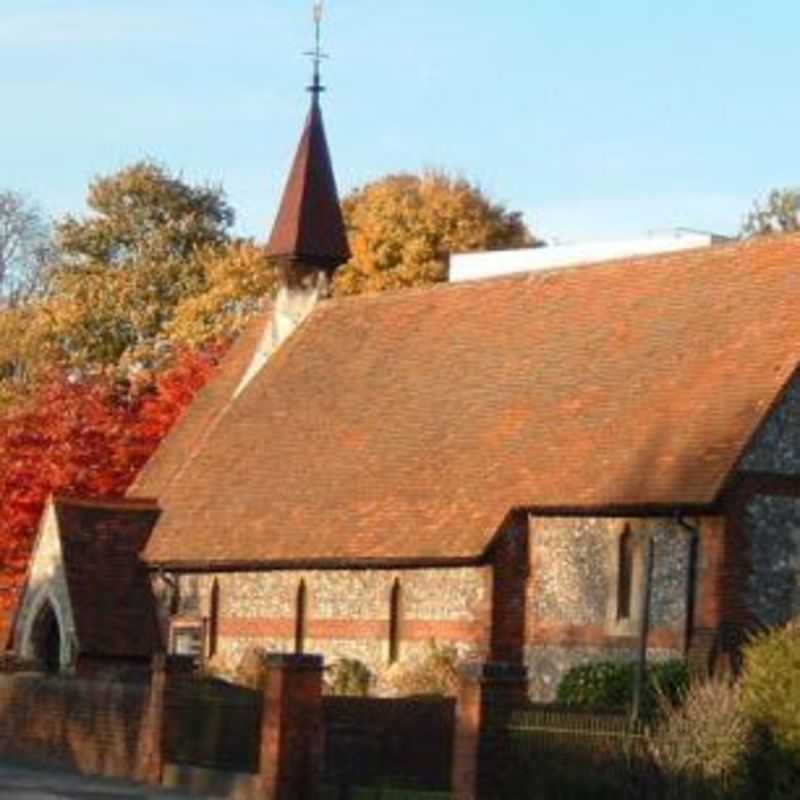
128,309,271,499
142,233,800,566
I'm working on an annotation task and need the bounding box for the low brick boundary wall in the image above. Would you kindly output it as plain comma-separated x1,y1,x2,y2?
0,673,148,779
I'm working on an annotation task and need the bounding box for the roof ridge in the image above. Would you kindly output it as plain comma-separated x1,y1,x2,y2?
142,229,800,565
53,494,160,511
320,230,800,312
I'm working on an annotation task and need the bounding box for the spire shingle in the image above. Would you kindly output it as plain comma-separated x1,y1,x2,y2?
266,97,351,277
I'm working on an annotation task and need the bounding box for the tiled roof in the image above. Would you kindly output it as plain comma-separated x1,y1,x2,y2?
265,98,351,269
143,234,800,566
128,309,271,498
54,497,161,658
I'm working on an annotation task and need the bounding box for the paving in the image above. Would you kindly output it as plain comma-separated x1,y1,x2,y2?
0,761,218,800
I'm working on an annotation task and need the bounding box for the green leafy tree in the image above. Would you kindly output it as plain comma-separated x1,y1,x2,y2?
57,160,233,266
44,160,235,371
742,187,800,236
335,171,536,296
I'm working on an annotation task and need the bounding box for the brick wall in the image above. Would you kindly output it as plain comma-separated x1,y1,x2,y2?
0,674,147,778
686,370,800,667
166,566,491,692
490,515,528,663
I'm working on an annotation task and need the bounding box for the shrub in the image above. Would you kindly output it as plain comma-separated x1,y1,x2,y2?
325,658,372,696
647,677,754,797
741,620,800,766
235,646,270,689
384,641,461,697
556,659,688,712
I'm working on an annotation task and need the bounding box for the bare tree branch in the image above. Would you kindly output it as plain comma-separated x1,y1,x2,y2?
0,191,54,307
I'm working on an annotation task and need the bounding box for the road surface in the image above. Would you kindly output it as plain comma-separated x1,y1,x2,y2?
0,761,217,799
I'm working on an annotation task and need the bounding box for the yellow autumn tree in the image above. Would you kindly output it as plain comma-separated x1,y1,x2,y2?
0,301,61,408
335,171,536,296
0,166,537,407
169,241,278,347
44,161,234,372
0,161,237,406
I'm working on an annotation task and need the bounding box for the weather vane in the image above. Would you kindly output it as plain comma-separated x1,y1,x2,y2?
305,1,328,97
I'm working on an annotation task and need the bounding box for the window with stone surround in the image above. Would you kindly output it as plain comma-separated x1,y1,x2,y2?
606,522,644,637
170,620,204,660
295,580,307,654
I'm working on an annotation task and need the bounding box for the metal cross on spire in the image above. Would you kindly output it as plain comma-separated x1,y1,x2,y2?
305,1,328,99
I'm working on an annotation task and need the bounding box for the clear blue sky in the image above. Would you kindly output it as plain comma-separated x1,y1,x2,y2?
2,1,798,244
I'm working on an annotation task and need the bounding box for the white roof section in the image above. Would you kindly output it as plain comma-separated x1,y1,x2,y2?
449,231,724,283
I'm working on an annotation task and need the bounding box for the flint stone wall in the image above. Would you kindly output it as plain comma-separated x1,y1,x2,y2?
526,515,690,701
741,372,800,475
744,494,800,627
171,566,490,688
529,516,691,630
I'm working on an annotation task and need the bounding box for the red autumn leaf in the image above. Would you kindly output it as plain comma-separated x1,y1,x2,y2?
0,347,220,647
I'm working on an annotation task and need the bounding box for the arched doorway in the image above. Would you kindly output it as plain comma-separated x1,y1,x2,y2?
31,600,61,672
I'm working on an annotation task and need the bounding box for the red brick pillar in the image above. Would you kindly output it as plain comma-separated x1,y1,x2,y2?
260,653,325,800
452,662,528,800
135,652,166,785
696,516,727,631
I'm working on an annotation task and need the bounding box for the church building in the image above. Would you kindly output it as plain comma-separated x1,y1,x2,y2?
9,47,800,701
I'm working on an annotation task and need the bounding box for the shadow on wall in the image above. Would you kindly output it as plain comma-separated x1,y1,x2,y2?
527,421,704,701
0,673,148,779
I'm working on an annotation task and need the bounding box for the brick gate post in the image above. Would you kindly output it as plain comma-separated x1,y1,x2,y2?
260,653,325,800
135,652,166,785
451,661,528,800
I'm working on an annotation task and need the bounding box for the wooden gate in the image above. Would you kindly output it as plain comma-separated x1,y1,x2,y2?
163,677,262,774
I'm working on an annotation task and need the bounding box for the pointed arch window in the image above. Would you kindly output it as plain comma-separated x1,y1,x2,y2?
617,525,634,621
295,580,307,654
388,579,402,664
208,579,220,659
